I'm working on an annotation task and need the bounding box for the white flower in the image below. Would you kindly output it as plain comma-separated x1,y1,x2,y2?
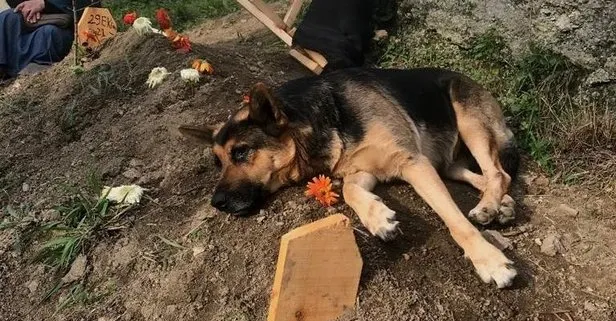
133,17,153,35
101,185,145,204
146,67,170,88
180,68,200,83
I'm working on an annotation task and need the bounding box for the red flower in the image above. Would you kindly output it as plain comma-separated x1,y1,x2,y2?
305,175,339,207
155,8,172,31
172,34,192,53
123,11,137,25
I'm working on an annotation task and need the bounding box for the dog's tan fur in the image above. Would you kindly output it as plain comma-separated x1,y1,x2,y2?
179,68,519,288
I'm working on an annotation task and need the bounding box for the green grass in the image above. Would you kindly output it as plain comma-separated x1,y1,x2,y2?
105,0,240,32
0,172,139,301
377,26,610,177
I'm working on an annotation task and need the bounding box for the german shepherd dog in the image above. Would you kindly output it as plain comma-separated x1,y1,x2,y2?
179,68,519,288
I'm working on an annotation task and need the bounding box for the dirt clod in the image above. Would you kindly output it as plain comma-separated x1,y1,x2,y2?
61,254,88,284
482,230,513,251
540,233,566,256
554,204,579,218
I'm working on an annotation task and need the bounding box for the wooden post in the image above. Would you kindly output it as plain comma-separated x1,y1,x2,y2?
235,0,328,74
283,0,303,27
267,214,362,321
236,0,293,46
72,0,79,66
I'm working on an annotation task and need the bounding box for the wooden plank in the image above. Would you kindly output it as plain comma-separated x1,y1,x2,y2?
303,48,328,68
283,0,303,27
236,0,293,46
250,0,288,30
267,214,362,321
289,49,323,74
77,7,118,49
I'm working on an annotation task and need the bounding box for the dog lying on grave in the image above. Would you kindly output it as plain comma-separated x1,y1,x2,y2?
179,68,519,288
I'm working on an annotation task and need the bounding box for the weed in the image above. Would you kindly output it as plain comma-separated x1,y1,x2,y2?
34,175,135,271
0,171,139,303
464,28,508,66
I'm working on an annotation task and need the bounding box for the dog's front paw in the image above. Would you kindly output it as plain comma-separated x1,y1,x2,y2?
466,240,517,288
363,203,399,241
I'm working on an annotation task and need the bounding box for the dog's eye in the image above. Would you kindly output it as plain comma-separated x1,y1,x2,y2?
231,145,251,163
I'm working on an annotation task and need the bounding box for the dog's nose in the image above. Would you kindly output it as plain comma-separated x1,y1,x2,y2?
211,191,228,210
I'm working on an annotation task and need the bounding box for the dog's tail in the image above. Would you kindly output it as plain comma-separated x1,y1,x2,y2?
499,137,520,180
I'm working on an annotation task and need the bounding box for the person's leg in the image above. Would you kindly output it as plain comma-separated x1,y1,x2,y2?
0,10,24,76
24,24,73,67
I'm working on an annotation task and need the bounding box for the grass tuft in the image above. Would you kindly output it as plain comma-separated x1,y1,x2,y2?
0,172,139,301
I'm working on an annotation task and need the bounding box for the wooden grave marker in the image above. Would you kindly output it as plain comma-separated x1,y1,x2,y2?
267,214,363,321
77,7,117,49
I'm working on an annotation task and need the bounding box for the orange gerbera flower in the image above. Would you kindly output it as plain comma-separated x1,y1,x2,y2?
191,59,214,74
305,175,339,207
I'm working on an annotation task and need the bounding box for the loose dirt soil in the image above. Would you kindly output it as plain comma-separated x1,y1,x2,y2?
1,8,615,321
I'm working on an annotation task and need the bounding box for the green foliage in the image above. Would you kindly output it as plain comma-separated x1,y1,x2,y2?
0,172,137,280
105,0,239,32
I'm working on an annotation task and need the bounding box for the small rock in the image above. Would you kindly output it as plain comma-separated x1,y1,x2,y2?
555,204,579,218
540,233,565,256
555,14,573,32
584,301,597,312
21,183,30,192
192,246,205,257
275,222,284,226
122,168,141,180
286,201,298,209
373,29,388,41
326,207,337,213
25,280,39,293
534,238,542,246
402,253,410,261
40,209,60,221
535,176,550,187
61,254,87,283
585,68,613,86
129,158,144,168
256,216,266,223
482,230,513,251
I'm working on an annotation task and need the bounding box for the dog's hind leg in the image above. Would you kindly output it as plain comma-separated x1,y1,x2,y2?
445,160,487,191
401,156,516,288
450,79,516,225
343,171,399,241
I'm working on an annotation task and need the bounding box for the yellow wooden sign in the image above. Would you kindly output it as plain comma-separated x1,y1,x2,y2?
77,7,117,49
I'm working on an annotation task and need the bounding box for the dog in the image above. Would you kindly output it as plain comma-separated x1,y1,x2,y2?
179,67,519,288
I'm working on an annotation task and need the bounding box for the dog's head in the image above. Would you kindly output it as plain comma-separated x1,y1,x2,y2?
179,83,299,215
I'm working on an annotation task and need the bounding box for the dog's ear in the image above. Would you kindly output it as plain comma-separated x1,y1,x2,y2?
248,83,288,136
178,124,221,146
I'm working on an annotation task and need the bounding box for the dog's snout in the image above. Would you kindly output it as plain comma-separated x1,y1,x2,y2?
211,191,228,210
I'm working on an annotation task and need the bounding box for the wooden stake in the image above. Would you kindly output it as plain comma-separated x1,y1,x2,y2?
267,214,362,321
236,0,293,46
283,0,303,27
250,0,288,30
72,0,79,66
289,49,322,74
